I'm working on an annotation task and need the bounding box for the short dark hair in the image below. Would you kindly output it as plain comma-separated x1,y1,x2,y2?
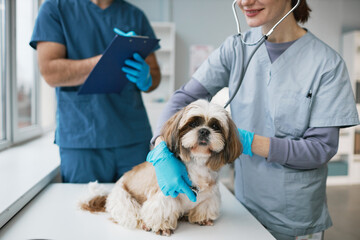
292,0,311,23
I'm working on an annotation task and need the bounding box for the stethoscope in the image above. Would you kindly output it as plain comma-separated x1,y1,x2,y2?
223,0,301,108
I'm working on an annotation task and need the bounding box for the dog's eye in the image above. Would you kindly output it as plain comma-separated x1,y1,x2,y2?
211,123,220,131
189,119,200,128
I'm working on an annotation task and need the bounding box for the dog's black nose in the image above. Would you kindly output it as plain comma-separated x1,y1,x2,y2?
198,128,210,137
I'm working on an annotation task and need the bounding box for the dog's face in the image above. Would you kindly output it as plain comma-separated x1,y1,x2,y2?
161,99,242,171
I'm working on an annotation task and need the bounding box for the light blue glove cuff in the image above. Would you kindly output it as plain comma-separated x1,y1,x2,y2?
113,27,136,37
146,141,170,166
238,129,254,156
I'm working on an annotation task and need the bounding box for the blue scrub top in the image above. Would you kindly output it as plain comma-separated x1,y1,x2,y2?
194,28,359,236
30,0,160,148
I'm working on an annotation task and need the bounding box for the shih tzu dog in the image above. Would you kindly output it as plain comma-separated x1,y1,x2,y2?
81,99,242,236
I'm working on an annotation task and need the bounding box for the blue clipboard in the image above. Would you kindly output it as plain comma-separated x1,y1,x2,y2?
78,35,160,95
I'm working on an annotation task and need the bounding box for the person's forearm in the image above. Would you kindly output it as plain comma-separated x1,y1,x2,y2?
267,127,339,169
249,128,339,169
146,66,161,92
251,135,270,158
40,55,101,87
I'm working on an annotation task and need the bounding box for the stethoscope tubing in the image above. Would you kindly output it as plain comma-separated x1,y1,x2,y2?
224,0,301,108
223,35,266,108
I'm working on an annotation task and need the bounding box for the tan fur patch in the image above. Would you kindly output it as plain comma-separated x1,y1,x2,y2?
191,145,211,156
121,162,160,205
81,195,107,213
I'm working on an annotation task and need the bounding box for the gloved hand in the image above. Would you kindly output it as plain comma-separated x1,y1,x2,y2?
113,27,136,37
113,28,152,91
122,52,152,91
238,128,254,156
147,141,197,202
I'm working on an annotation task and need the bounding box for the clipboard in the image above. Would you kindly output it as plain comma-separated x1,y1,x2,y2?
78,35,160,95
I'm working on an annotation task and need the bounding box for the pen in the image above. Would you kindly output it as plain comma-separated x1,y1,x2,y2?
306,90,312,98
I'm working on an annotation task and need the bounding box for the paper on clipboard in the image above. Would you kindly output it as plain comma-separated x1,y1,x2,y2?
78,35,160,95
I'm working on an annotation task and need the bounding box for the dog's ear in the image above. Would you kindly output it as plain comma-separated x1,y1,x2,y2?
160,108,185,156
207,115,242,171
223,117,243,163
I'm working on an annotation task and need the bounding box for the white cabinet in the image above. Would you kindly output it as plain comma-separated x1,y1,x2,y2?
143,22,175,104
327,31,360,185
142,22,175,134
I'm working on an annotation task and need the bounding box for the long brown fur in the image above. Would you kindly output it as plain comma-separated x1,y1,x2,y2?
81,195,107,213
160,107,185,157
206,117,242,171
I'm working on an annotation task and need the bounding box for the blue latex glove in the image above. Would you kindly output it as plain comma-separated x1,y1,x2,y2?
147,141,197,202
113,27,136,37
122,53,152,91
113,28,152,91
238,128,255,156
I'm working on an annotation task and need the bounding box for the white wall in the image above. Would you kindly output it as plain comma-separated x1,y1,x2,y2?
304,0,360,54
40,76,56,131
129,0,360,89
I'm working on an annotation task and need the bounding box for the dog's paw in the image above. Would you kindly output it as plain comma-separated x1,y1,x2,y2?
141,223,151,232
156,229,174,236
195,219,214,226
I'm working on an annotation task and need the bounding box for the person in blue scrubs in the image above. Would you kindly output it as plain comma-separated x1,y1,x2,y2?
30,0,161,183
146,0,359,240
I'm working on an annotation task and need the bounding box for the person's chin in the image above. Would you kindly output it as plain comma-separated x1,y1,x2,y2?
246,19,265,28
243,15,262,26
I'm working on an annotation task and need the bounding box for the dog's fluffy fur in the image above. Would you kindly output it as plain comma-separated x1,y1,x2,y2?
81,99,242,236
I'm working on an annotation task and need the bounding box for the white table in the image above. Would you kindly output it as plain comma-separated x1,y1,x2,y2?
0,133,60,228
0,183,275,240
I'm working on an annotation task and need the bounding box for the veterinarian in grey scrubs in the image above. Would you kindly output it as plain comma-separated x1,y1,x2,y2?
146,0,360,239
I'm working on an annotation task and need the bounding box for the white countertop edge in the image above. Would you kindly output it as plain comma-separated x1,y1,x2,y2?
0,133,60,229
0,166,59,229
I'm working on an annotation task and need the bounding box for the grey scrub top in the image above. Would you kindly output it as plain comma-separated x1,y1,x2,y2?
193,28,359,236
